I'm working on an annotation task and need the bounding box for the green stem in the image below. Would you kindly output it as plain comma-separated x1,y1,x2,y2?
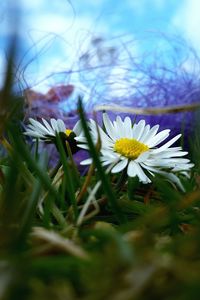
116,167,128,193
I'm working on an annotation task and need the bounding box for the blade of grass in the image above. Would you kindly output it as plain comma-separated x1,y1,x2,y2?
65,140,81,188
78,97,126,223
16,152,49,247
8,126,67,227
56,133,78,221
34,138,39,161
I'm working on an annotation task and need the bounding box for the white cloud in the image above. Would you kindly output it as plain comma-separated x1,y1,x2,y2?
180,56,200,75
28,15,73,35
19,11,110,91
0,0,75,36
24,13,108,65
19,0,45,10
2,0,143,93
0,0,110,90
127,0,165,14
19,0,73,13
75,0,106,8
103,36,139,99
172,0,200,51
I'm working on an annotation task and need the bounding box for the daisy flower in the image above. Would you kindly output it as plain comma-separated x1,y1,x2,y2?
76,113,194,187
24,118,82,142
24,118,83,155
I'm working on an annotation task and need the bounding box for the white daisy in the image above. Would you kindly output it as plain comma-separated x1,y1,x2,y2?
76,113,194,186
24,118,82,142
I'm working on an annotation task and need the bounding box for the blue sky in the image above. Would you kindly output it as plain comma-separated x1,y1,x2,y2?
1,0,200,92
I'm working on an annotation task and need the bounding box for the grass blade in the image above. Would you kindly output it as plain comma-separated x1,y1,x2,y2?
78,97,126,223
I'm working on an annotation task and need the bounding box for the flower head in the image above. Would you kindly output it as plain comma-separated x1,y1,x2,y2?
24,118,83,155
76,113,194,188
24,118,81,142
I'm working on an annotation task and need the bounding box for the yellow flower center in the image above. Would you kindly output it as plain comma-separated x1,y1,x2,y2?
65,129,72,136
114,138,149,159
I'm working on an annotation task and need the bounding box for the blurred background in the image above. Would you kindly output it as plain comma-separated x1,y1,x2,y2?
0,0,200,123
1,0,200,90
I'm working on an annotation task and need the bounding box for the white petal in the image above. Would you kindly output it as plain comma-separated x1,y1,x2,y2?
26,124,41,133
89,120,113,147
168,158,190,164
73,120,82,136
142,124,159,144
134,163,151,183
163,172,185,192
155,151,188,158
50,119,59,132
102,160,113,166
80,158,92,165
132,120,146,140
101,149,119,159
135,151,150,163
141,163,161,174
145,158,191,168
181,171,190,178
101,156,119,166
29,118,40,127
152,134,182,154
75,136,87,142
139,124,150,142
127,161,151,183
57,119,66,132
77,144,89,150
172,163,194,172
103,113,116,140
147,129,170,148
42,119,54,134
29,118,50,135
163,147,182,152
127,161,137,177
115,116,126,138
124,116,133,138
24,130,44,138
111,159,128,173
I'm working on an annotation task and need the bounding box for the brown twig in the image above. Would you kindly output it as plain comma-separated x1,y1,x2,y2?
94,102,200,115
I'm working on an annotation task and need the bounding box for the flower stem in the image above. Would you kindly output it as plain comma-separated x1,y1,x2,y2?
116,167,128,192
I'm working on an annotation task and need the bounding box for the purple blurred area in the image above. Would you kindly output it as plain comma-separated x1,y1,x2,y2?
24,66,200,139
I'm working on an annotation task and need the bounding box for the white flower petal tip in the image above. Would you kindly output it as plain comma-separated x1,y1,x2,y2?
111,159,128,173
76,113,194,189
80,158,92,165
73,120,82,136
